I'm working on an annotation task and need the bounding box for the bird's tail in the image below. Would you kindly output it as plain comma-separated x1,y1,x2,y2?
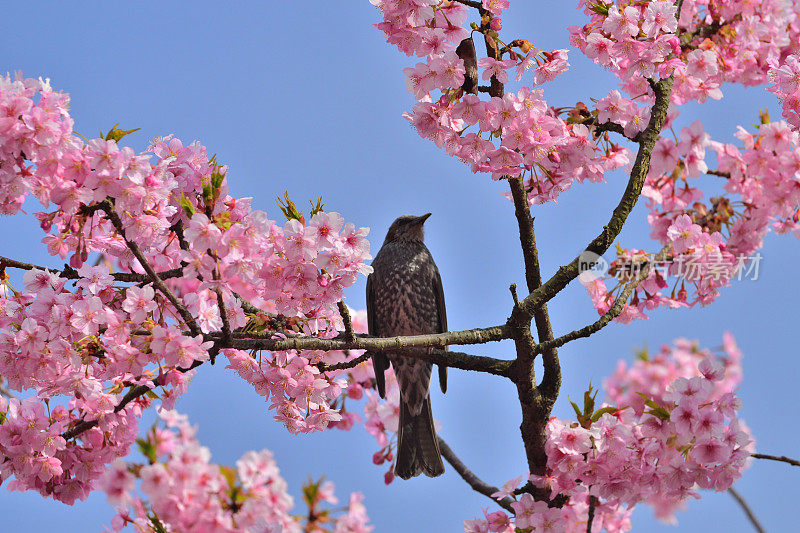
395,395,445,479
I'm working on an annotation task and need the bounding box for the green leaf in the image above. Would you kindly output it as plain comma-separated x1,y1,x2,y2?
309,196,325,217
148,511,168,533
570,398,583,420
637,392,672,421
302,476,321,508
587,1,610,16
210,170,226,190
276,191,304,222
102,123,140,142
136,437,158,464
178,194,196,217
590,405,624,423
219,464,238,488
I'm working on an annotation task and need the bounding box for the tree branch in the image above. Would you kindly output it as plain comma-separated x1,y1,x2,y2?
223,325,509,352
337,300,355,342
728,487,766,533
505,176,560,482
751,453,800,467
452,0,483,9
590,120,643,142
586,495,598,533
62,359,205,440
513,75,675,319
318,352,372,373
437,436,515,513
98,199,202,336
707,169,731,179
535,247,671,354
0,254,183,283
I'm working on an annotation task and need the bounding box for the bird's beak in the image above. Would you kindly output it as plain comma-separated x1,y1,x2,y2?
417,213,432,224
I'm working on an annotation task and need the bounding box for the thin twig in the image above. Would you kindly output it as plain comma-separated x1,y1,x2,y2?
535,246,671,354
586,495,598,533
591,120,643,143
707,169,731,179
337,301,355,342
752,453,800,467
318,352,371,373
728,487,766,533
451,0,483,10
509,283,519,307
437,436,515,513
62,359,205,440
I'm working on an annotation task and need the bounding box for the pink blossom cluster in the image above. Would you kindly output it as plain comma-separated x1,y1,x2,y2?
100,409,372,532
222,308,377,434
0,72,376,504
570,0,800,104
370,0,469,58
363,371,402,484
769,54,800,129
0,72,371,317
584,115,800,320
373,1,632,205
464,490,632,533
0,395,140,505
464,335,751,531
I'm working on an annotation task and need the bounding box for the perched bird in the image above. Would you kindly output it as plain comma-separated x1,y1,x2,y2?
366,213,447,479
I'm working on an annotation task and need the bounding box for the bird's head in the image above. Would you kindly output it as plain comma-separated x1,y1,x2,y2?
384,213,431,243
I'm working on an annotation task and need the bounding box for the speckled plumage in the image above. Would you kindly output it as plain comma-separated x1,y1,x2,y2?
366,214,447,479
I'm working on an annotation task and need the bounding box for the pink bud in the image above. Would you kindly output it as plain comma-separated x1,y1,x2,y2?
346,383,363,400
490,17,503,31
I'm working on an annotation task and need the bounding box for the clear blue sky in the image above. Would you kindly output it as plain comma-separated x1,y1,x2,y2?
2,2,798,531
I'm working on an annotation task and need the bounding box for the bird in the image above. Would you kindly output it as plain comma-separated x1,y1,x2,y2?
366,213,447,479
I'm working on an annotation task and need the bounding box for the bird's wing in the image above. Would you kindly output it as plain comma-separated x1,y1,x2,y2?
434,266,448,394
366,273,388,398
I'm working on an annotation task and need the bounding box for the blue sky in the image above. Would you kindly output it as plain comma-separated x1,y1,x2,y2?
2,2,798,531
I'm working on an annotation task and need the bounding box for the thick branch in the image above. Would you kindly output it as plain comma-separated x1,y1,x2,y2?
437,436,515,513
752,453,800,467
508,177,559,399
318,348,510,376
514,75,675,319
728,487,766,533
224,325,509,352
505,176,560,482
0,254,183,283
